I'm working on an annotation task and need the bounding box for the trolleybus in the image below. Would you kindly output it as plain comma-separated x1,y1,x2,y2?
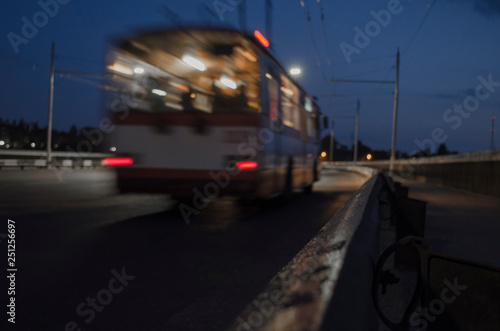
103,27,324,200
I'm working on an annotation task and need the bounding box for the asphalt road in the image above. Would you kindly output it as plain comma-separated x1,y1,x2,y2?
0,167,368,331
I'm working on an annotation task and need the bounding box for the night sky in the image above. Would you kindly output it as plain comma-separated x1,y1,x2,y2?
1,0,499,153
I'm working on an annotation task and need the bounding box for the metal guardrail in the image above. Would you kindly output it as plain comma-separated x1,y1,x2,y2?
227,172,391,331
374,236,500,330
326,149,500,167
0,150,112,169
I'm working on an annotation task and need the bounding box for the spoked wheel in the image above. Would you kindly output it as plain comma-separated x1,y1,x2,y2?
373,237,426,330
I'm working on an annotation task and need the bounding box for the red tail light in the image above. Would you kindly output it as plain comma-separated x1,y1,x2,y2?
103,157,133,166
254,30,270,48
236,161,258,169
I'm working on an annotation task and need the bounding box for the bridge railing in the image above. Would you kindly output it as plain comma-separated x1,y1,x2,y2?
0,150,111,169
325,150,500,198
227,171,397,330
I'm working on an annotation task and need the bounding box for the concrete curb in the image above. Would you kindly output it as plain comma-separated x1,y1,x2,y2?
228,174,389,331
323,164,381,178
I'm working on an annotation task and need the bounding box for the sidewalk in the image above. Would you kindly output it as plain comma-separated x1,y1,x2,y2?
394,176,500,268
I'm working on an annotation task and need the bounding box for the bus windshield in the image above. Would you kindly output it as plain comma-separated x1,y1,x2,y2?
107,29,261,114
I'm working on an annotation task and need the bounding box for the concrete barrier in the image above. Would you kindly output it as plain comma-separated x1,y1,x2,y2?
34,159,47,167
228,174,392,331
323,164,380,178
327,150,500,199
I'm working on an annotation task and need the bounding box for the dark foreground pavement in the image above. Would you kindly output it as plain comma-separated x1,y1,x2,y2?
0,167,368,331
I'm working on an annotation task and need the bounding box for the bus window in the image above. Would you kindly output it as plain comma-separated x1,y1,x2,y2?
107,29,260,114
267,76,279,122
307,113,317,138
305,97,313,112
280,75,300,130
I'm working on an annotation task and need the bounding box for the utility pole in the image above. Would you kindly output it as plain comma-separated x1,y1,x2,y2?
330,115,356,162
353,99,360,163
266,0,273,48
238,0,247,32
329,120,335,163
390,49,400,172
492,115,496,150
46,42,55,168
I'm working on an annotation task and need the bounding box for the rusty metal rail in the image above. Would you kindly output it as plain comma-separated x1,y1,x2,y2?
228,172,393,331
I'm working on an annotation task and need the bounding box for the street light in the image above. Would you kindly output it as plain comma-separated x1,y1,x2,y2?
290,67,301,76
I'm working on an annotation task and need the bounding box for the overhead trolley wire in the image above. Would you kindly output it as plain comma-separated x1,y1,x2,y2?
367,0,437,96
56,55,103,66
56,73,115,91
402,0,438,55
299,0,327,82
333,54,395,66
317,0,335,80
0,51,44,70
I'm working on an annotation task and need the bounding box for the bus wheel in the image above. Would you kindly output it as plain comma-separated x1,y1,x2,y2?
313,160,319,181
303,164,315,194
303,183,313,194
281,157,293,203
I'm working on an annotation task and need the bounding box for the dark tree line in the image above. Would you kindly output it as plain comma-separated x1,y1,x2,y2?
320,136,456,161
1,117,457,158
0,118,94,151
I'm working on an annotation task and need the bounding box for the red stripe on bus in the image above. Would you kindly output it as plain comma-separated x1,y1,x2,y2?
113,113,319,142
116,168,259,180
113,113,261,127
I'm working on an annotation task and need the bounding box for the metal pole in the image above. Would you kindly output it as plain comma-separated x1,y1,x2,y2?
354,99,360,163
46,41,55,168
329,120,335,163
390,49,400,172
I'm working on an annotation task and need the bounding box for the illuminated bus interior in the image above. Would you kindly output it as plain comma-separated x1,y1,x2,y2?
107,29,261,114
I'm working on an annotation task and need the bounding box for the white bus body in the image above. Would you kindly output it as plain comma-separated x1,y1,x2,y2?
103,28,323,199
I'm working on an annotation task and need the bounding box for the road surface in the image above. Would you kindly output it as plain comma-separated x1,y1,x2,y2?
0,167,368,331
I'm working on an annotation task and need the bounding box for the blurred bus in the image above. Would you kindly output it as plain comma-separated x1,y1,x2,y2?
103,27,324,199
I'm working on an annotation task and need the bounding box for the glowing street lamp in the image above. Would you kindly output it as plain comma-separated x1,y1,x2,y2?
290,67,301,76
